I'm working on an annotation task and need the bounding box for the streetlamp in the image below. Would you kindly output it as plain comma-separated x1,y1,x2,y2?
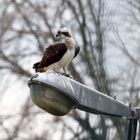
28,72,140,140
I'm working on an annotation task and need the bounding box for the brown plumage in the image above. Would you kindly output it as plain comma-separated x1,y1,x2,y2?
33,43,67,72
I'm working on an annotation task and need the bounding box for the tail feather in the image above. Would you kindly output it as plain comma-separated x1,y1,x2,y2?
33,62,40,72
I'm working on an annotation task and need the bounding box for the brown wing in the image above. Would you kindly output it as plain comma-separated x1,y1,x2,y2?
33,43,67,72
74,45,80,58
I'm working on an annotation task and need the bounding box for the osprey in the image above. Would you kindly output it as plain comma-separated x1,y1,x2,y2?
33,27,80,77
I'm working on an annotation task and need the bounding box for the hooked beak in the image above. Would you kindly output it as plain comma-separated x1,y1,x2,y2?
56,31,61,38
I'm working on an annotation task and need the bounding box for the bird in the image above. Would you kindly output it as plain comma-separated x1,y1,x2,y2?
33,27,80,77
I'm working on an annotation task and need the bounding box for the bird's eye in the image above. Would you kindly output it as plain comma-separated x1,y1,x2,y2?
58,31,61,34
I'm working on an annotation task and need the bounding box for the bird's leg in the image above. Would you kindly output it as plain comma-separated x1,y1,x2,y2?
63,67,67,74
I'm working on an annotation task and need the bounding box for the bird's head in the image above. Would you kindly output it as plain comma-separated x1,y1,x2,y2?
56,27,72,40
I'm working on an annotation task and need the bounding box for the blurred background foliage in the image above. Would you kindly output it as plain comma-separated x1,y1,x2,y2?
0,0,140,139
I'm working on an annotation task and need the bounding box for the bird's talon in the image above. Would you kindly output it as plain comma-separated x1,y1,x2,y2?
56,72,71,78
62,73,73,78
